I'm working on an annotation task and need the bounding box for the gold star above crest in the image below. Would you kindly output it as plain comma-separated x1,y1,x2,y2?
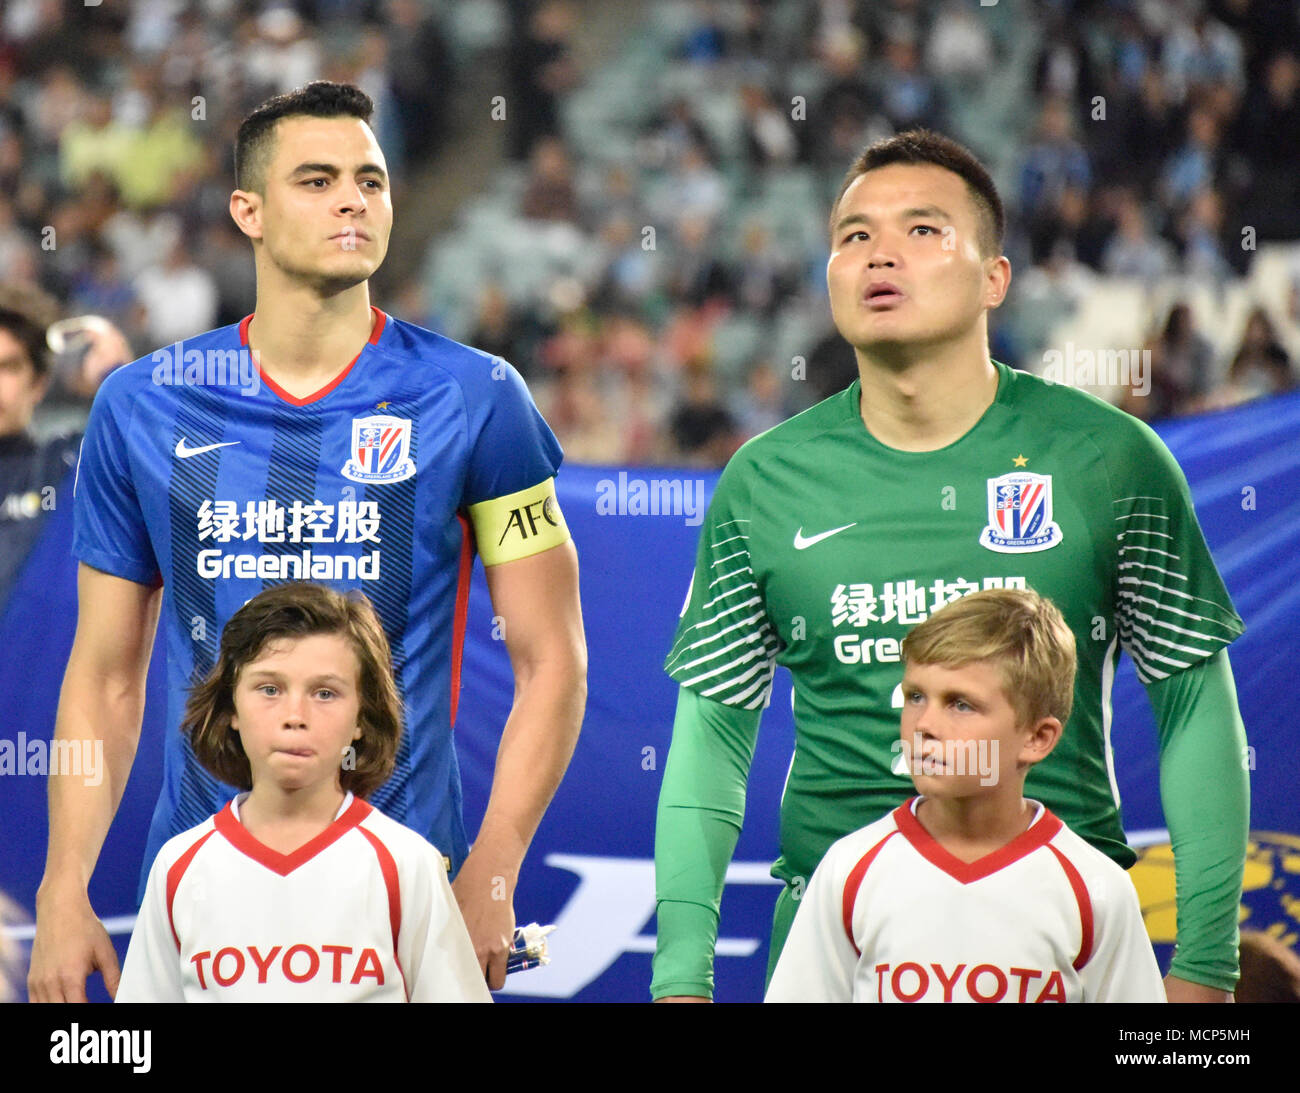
1013,454,1028,467
376,401,391,410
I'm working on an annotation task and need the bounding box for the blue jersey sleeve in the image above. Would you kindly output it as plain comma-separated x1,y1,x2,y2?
72,370,160,586
461,358,563,506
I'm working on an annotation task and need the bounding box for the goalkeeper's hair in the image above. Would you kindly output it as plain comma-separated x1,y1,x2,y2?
0,282,60,377
184,582,401,798
901,588,1076,728
830,128,1005,258
234,81,374,193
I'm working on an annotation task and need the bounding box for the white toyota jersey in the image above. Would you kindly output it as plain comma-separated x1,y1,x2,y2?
766,798,1165,1003
117,794,491,1002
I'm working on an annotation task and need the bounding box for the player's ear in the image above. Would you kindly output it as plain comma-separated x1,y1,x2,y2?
229,189,264,241
984,254,1011,310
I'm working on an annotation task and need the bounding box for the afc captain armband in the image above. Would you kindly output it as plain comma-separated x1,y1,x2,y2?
469,477,570,565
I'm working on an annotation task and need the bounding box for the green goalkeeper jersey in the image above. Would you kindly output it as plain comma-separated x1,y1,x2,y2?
664,361,1245,889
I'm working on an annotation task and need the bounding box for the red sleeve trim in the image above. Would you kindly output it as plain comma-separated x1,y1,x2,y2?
214,795,371,876
238,306,387,406
357,823,409,1000
1047,842,1095,970
894,799,1063,885
449,511,475,728
841,830,899,957
165,829,217,952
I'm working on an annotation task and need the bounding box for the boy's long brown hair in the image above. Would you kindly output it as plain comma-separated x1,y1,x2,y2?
183,583,402,798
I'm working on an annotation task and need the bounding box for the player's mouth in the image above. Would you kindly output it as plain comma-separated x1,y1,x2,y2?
863,281,904,308
329,229,371,243
276,747,315,758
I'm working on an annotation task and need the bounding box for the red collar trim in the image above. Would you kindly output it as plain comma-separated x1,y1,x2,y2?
215,795,372,876
238,306,388,407
893,798,1062,885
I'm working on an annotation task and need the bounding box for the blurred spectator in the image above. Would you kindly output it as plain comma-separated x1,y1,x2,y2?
926,0,993,88
1162,10,1243,105
808,26,880,167
58,92,131,196
665,216,733,309
0,283,127,606
1173,187,1231,282
1122,303,1216,421
739,83,798,168
521,136,580,223
506,0,580,161
1019,98,1092,222
873,34,943,131
731,360,788,437
1200,307,1296,410
385,0,452,168
1102,189,1175,281
468,281,547,380
134,238,219,347
669,366,741,468
1160,105,1223,210
1229,50,1300,241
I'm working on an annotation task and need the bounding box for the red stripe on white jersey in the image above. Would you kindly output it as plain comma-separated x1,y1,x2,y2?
841,830,899,956
357,823,408,1000
166,828,216,952
1047,843,1095,970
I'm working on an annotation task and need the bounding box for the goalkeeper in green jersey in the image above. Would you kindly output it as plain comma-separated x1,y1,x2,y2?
652,129,1247,1004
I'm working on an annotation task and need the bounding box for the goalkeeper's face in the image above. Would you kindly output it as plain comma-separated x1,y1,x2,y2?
826,164,1007,357
243,115,393,292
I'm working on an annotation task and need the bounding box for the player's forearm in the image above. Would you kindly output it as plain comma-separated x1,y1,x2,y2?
1149,650,1248,993
39,665,146,896
651,687,759,1000
468,650,586,880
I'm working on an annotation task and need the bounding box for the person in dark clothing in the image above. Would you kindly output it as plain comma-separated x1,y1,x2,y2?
0,284,127,607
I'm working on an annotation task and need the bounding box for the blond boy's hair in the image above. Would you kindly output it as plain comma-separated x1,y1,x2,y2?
900,588,1076,727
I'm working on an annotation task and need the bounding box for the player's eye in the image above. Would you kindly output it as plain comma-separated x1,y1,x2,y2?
843,230,868,244
257,684,279,697
952,698,974,712
911,225,938,236
303,178,328,188
315,689,335,700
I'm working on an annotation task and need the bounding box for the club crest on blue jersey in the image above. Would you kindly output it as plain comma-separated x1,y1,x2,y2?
978,472,1063,553
341,415,416,483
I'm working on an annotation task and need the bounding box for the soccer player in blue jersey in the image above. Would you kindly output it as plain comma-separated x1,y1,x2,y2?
29,82,587,1001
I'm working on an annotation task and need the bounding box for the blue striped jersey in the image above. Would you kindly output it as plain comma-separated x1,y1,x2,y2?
73,307,562,897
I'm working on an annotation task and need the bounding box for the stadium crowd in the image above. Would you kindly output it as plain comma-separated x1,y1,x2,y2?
2,0,1298,467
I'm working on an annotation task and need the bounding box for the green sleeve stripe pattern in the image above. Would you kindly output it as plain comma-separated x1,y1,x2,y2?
1112,496,1243,683
665,517,781,709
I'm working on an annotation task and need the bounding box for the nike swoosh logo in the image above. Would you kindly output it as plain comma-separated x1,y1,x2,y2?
175,438,241,458
793,523,857,549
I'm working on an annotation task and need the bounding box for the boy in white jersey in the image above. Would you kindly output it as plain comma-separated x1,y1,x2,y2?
766,589,1164,1003
117,583,489,1001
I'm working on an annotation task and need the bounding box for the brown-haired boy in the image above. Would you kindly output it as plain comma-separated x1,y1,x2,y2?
766,588,1164,1003
116,583,489,1002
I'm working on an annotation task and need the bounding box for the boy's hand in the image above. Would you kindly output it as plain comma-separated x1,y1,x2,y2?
29,885,120,1002
452,852,516,991
1164,973,1232,1003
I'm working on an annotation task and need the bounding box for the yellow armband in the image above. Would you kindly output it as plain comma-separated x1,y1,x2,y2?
468,477,570,565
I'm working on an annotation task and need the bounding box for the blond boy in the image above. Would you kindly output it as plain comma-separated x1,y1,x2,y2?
765,589,1165,1003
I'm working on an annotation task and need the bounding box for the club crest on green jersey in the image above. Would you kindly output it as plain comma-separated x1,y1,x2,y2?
979,472,1063,553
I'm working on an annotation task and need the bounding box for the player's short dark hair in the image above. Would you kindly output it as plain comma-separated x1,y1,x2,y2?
830,129,1005,259
184,583,402,799
0,282,60,378
901,588,1076,728
234,81,375,194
